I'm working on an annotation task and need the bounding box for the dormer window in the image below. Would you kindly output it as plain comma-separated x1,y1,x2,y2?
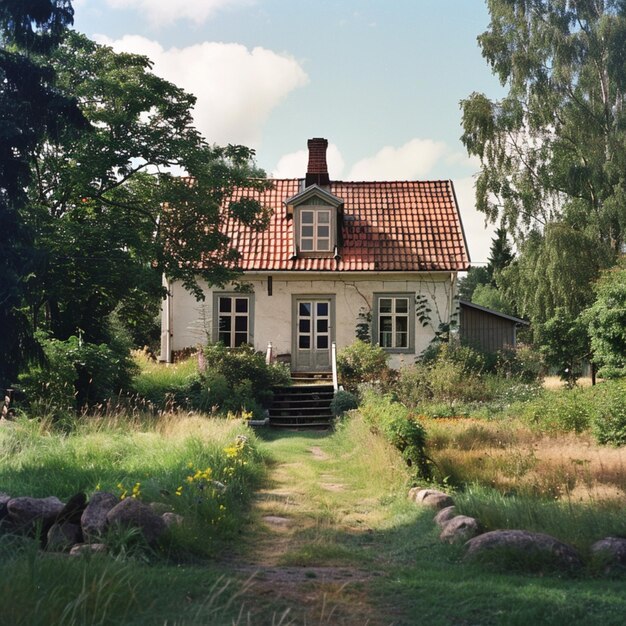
300,208,331,252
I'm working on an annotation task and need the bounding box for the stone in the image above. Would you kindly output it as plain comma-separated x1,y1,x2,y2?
81,492,118,540
0,493,10,520
70,543,108,557
433,506,457,528
7,496,64,529
439,515,480,544
56,493,87,525
590,537,626,572
408,487,421,502
413,489,444,503
47,522,83,551
262,515,291,526
421,493,454,510
106,498,167,545
464,530,583,570
162,512,184,528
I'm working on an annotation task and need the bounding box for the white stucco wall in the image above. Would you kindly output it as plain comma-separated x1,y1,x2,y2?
161,272,457,369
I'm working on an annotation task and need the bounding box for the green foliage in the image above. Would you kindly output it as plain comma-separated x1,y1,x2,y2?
537,308,590,386
586,263,626,378
591,381,626,446
521,388,593,434
336,340,391,394
355,307,371,342
330,390,359,417
359,391,430,479
19,333,136,416
199,344,291,418
471,283,513,315
495,345,544,383
458,266,491,301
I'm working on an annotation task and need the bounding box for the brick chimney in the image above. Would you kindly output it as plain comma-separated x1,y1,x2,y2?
305,138,330,187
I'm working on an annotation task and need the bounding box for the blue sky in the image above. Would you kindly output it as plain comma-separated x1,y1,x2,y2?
72,0,503,262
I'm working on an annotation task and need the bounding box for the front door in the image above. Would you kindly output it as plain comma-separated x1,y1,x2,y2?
293,298,332,371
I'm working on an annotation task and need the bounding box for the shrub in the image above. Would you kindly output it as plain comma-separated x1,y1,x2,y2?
330,390,359,417
496,344,544,382
591,381,626,446
337,340,391,393
395,363,432,407
521,388,592,434
359,391,430,479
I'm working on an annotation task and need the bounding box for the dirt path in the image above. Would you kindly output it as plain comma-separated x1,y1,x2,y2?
225,432,398,625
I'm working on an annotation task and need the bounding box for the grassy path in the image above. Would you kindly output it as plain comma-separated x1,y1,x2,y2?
222,420,626,626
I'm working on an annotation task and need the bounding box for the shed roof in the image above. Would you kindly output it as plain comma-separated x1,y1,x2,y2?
459,300,529,325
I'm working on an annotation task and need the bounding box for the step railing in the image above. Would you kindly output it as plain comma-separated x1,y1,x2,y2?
331,341,339,393
265,341,273,365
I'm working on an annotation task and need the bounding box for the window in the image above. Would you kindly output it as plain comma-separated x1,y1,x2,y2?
299,208,332,252
213,294,253,347
373,294,414,352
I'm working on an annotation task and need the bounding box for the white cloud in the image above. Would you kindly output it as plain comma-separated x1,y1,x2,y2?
453,176,497,264
347,138,447,181
271,144,345,179
94,35,308,148
106,0,250,27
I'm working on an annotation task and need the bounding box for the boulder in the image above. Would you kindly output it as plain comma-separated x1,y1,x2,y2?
7,496,64,529
47,522,83,551
433,506,457,528
439,515,480,544
0,493,10,520
70,543,108,557
162,512,184,528
590,537,626,572
56,493,87,525
413,489,444,503
81,492,118,541
413,489,454,510
408,487,421,502
106,498,167,544
464,530,583,570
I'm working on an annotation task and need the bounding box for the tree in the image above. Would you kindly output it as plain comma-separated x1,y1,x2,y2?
458,266,490,301
27,32,270,347
462,1,626,255
585,262,626,378
486,227,514,286
471,283,514,315
0,0,85,387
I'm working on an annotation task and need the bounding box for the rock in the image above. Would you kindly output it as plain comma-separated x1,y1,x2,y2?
590,537,626,572
0,493,10,520
55,493,87,525
162,512,184,528
433,506,457,528
464,530,583,570
262,515,291,527
70,543,108,557
439,515,480,544
408,487,421,502
412,489,454,510
81,492,118,540
106,498,167,545
7,496,64,529
47,522,83,551
413,489,444,503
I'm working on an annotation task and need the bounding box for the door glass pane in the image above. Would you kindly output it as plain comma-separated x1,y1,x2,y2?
317,302,328,316
235,298,248,313
235,317,247,332
299,302,311,316
317,318,328,333
219,297,231,313
299,319,310,333
299,335,310,349
317,335,329,349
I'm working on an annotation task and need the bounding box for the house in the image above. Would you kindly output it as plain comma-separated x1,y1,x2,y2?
459,300,529,353
160,138,470,372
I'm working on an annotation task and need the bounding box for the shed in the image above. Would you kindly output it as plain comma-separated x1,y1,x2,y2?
459,300,529,354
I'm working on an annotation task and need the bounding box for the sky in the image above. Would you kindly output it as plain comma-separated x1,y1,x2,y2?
72,0,504,263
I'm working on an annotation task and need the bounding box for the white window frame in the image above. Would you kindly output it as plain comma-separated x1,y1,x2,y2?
298,208,333,253
372,293,415,353
212,293,254,348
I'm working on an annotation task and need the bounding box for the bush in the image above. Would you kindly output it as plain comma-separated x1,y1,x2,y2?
496,344,544,382
521,387,593,434
337,340,392,393
395,363,432,407
591,381,626,446
359,391,430,479
330,390,359,417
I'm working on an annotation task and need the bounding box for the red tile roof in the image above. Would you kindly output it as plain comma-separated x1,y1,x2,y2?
215,179,469,272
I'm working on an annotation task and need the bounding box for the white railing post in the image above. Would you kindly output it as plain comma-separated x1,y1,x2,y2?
331,341,339,392
265,341,273,365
